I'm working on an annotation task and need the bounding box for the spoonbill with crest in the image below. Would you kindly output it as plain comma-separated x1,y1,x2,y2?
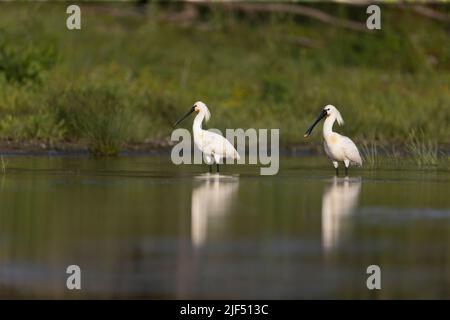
173,101,240,173
304,105,362,176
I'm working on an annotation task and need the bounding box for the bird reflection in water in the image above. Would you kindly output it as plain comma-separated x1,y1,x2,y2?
191,174,239,248
321,176,361,253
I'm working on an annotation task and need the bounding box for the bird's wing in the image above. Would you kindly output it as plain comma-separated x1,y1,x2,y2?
204,130,240,160
342,136,362,166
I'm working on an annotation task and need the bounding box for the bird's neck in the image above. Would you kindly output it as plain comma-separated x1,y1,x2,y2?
323,116,335,137
193,112,205,133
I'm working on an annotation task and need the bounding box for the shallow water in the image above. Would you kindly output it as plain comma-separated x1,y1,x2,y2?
0,156,449,299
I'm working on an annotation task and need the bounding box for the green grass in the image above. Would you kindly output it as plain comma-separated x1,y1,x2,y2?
0,155,7,174
51,86,132,156
0,2,449,157
360,141,380,169
406,131,439,167
359,132,446,168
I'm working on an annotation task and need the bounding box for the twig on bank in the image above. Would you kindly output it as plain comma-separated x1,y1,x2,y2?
188,1,369,32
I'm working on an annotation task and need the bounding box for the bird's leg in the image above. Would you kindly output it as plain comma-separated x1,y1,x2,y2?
333,161,339,177
344,159,350,176
209,165,212,173
216,163,220,173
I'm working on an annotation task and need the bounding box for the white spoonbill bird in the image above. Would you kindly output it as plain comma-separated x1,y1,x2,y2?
173,101,240,173
304,105,362,176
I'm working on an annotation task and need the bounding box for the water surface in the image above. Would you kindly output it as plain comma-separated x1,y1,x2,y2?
0,156,449,299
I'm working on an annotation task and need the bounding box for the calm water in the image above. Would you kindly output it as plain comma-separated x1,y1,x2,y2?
0,156,449,299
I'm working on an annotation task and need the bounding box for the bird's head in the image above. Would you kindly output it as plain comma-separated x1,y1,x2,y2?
304,104,344,138
193,101,211,122
324,105,344,125
173,101,211,128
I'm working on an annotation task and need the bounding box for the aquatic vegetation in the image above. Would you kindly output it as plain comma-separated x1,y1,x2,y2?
406,131,439,167
52,87,132,156
360,141,379,169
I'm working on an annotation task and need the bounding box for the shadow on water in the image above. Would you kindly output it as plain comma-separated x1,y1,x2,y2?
0,156,450,298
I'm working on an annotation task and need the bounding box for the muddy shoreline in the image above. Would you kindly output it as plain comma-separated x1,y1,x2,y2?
0,139,321,157
0,139,448,158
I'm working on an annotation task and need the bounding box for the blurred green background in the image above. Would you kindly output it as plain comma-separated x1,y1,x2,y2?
0,1,449,156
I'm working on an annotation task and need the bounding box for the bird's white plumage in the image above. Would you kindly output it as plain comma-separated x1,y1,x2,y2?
192,102,240,164
195,130,240,164
323,133,362,166
342,136,362,166
320,105,362,170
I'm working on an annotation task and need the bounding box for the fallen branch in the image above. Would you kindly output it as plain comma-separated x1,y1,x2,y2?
411,4,450,23
188,1,369,32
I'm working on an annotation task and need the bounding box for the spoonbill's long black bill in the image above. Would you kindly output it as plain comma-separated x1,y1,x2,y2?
173,106,195,128
304,109,327,138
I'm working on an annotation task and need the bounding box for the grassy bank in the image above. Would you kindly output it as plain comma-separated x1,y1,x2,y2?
0,2,449,160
